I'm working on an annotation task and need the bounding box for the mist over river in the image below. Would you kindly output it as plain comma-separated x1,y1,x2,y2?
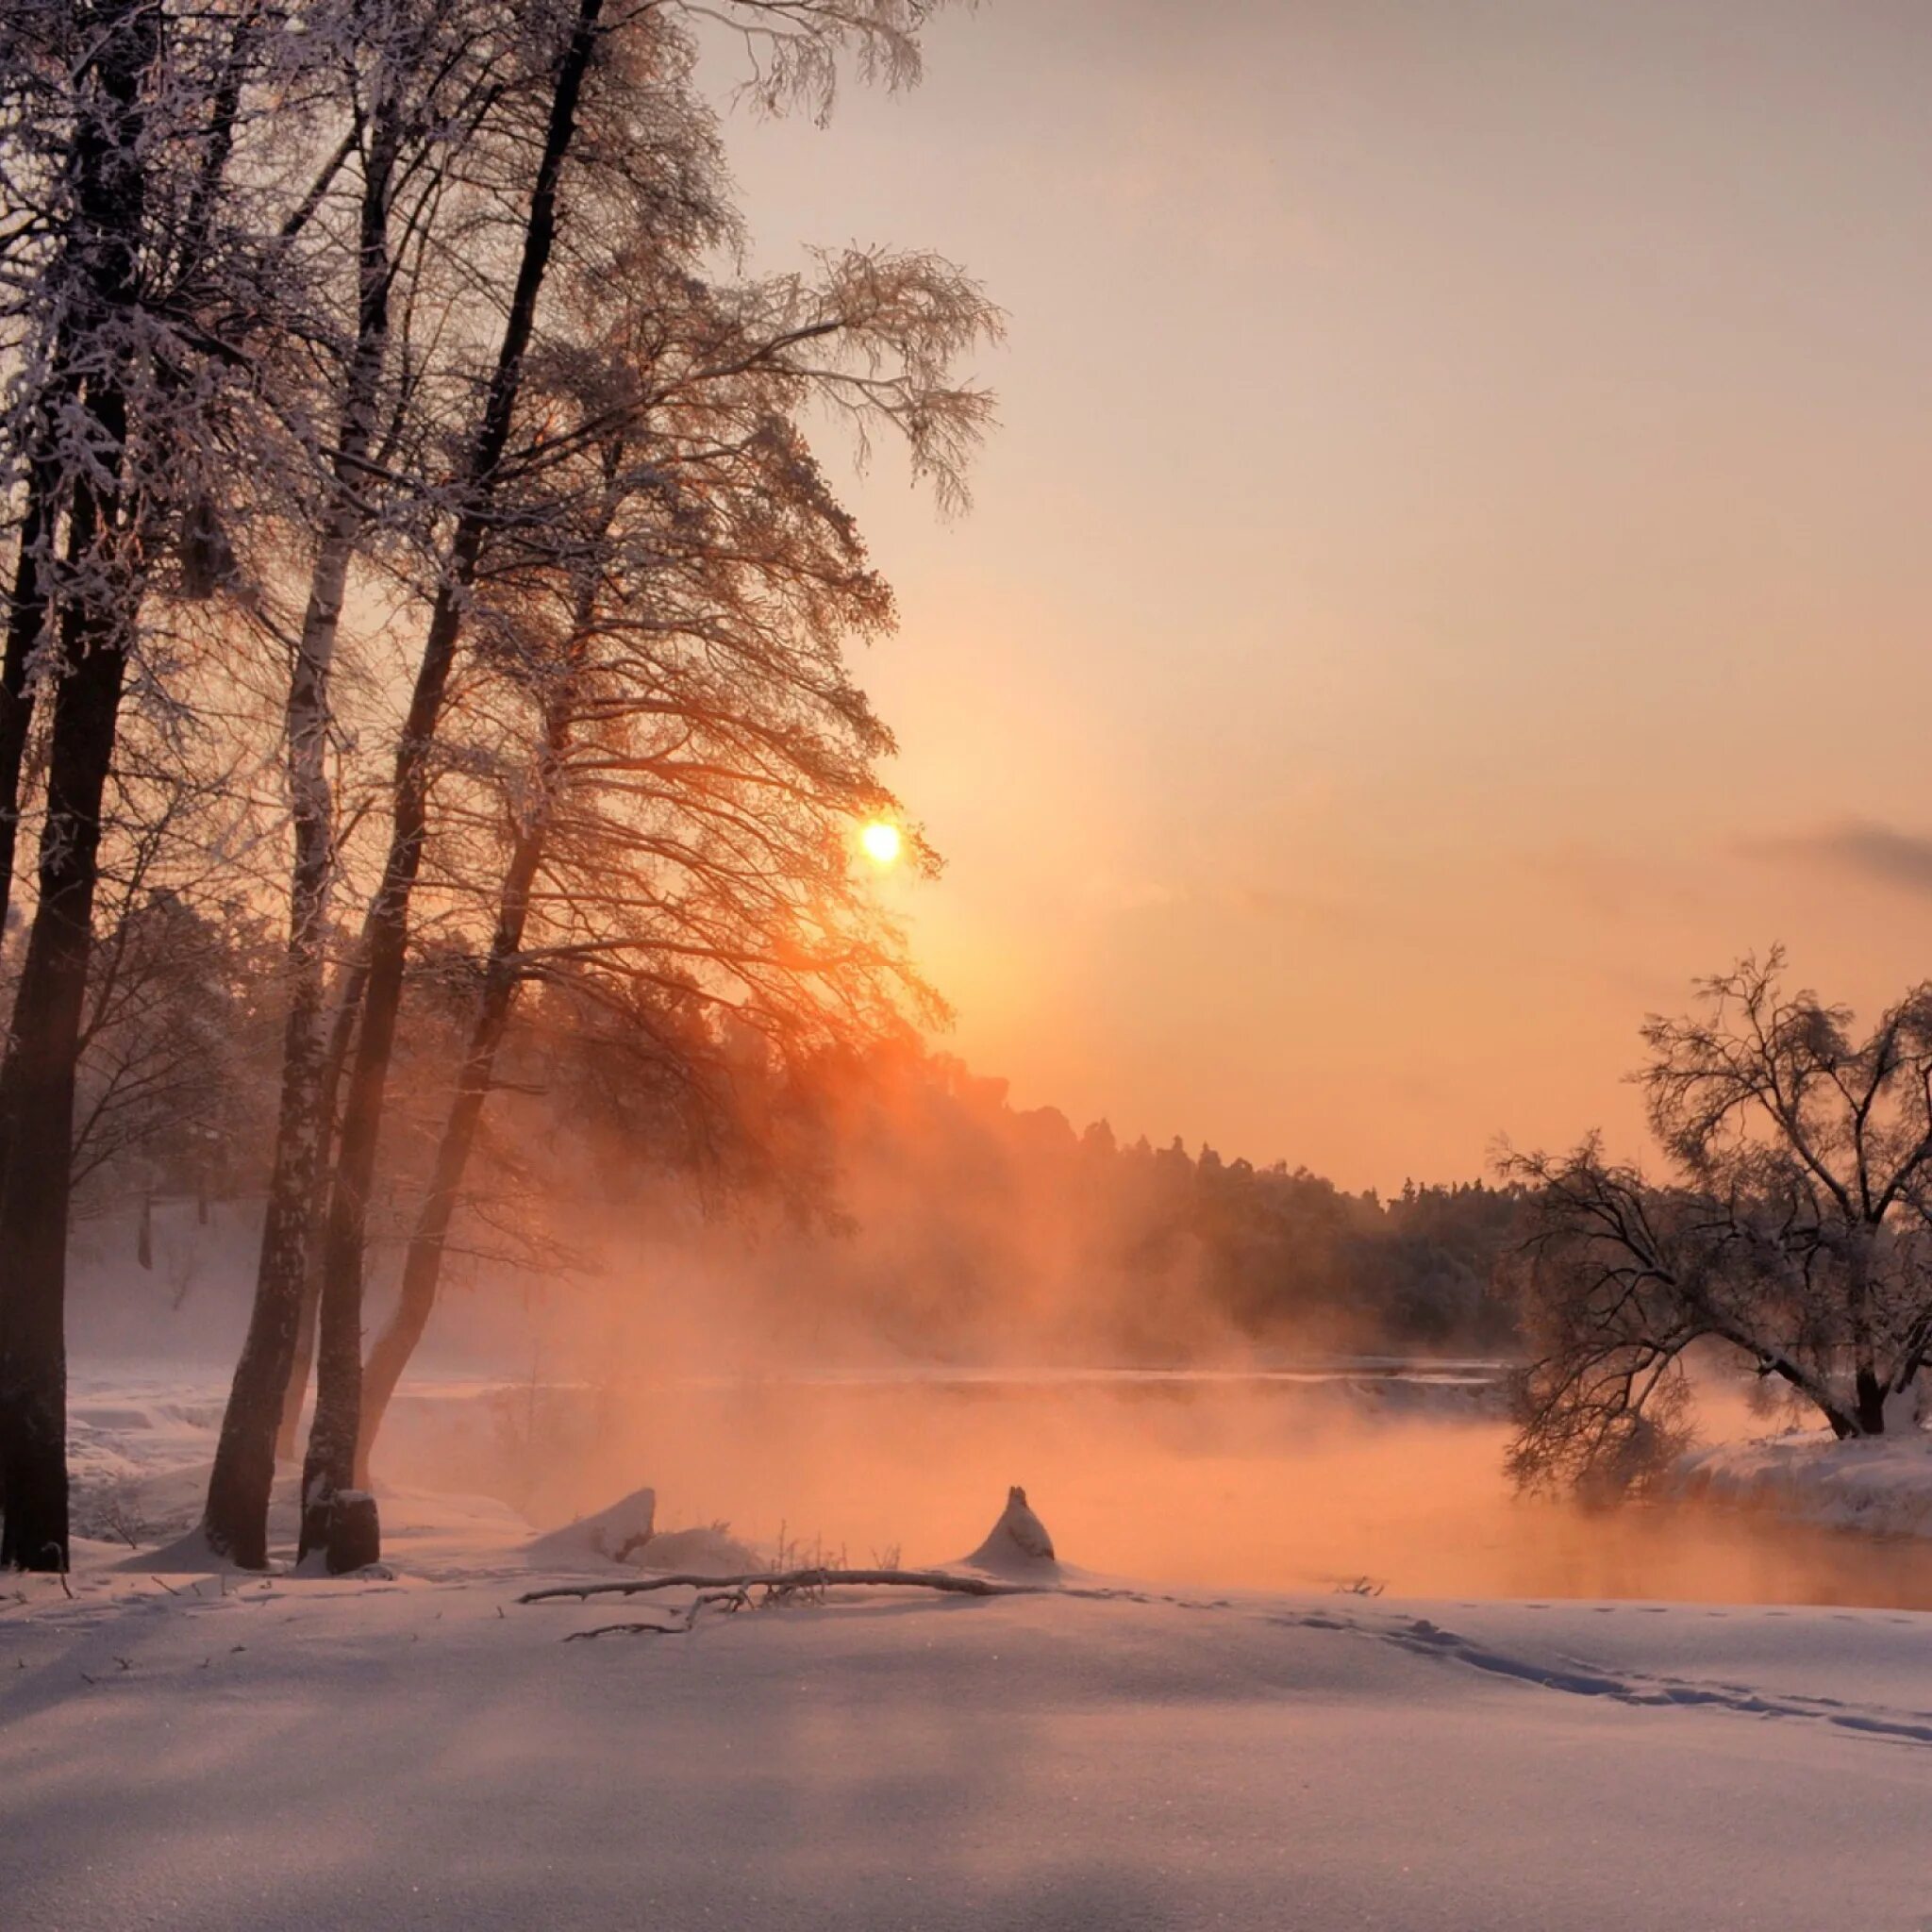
368,1365,1932,1611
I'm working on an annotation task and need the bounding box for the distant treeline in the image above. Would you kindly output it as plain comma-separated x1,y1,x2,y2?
53,898,1523,1363
741,1047,1526,1361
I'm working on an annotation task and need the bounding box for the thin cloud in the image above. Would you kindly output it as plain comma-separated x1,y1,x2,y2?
1744,819,1932,898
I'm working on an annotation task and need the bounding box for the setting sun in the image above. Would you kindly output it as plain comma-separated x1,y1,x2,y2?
859,820,902,866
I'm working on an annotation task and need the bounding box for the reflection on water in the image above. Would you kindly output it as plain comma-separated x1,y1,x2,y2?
391,1369,1932,1611
1474,1496,1932,1611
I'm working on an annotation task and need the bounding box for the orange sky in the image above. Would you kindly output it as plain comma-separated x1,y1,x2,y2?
713,0,1932,1191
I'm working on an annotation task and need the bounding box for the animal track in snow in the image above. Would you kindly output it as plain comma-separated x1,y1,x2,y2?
1266,1606,1932,1747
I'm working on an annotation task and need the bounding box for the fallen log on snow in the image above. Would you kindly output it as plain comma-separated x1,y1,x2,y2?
521,1565,1050,1607
525,1488,1066,1610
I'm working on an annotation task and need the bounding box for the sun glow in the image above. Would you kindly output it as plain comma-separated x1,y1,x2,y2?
859,820,903,866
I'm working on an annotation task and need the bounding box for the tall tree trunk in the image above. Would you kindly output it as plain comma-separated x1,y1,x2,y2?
0,457,59,944
0,518,130,1571
354,947,522,1489
357,444,619,1484
0,0,153,1573
357,703,575,1483
276,942,371,1460
301,0,605,1561
204,112,402,1568
275,1248,322,1462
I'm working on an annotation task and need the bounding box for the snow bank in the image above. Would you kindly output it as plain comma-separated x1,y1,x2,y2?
1677,1426,1932,1539
628,1524,762,1572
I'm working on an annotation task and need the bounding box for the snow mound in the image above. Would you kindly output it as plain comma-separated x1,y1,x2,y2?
957,1484,1059,1580
134,1524,263,1575
524,1486,658,1567
524,1492,761,1575
629,1524,761,1574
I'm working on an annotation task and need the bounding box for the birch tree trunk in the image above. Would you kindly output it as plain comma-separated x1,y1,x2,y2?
0,452,59,947
301,0,606,1560
203,108,404,1568
275,941,372,1459
355,548,600,1482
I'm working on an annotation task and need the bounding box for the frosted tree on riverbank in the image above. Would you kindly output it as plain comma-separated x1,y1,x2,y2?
1507,952,1932,1491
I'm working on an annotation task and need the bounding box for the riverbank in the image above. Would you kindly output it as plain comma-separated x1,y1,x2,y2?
1677,1426,1932,1541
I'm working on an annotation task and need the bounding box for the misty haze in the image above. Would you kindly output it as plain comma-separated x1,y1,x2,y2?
4,5,1932,1930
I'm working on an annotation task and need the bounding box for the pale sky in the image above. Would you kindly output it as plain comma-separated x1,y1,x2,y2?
711,0,1932,1191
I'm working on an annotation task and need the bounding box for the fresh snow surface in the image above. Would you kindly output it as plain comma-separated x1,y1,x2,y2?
521,1490,763,1575
7,1397,1932,1930
6,1511,1931,1931
11,1367,1932,1924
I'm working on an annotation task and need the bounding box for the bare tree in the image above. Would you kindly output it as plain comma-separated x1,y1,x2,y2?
1505,951,1932,1492
67,782,278,1208
0,0,307,1569
295,0,970,1566
156,0,962,1573
295,0,623,1565
202,0,554,1570
349,230,995,1480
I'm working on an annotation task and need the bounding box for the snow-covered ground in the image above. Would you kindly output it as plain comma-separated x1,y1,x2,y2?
7,1374,1932,1930
7,1498,1932,1930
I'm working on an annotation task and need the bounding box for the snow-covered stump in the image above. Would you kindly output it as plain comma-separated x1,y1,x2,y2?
959,1485,1058,1580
